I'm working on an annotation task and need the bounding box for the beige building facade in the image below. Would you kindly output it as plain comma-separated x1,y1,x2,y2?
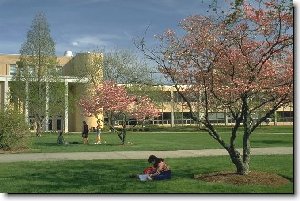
0,52,101,132
0,52,293,133
136,85,293,127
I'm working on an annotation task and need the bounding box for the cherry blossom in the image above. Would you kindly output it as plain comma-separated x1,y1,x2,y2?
79,80,160,128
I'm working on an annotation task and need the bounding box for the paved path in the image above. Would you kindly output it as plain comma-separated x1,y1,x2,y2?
0,147,293,163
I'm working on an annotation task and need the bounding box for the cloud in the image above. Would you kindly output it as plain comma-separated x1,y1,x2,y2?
55,33,130,55
71,35,109,48
70,34,124,48
72,41,79,46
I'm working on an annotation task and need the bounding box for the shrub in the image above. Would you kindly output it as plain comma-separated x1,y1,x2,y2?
0,109,31,151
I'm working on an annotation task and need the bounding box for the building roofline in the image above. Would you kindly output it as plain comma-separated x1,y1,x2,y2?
0,53,20,56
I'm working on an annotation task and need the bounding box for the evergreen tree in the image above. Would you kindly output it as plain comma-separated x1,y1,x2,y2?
11,12,64,136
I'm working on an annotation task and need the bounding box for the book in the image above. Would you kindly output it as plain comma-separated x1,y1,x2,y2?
138,174,149,181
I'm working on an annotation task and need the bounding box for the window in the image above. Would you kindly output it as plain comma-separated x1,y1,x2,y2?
56,66,63,75
28,66,35,75
277,111,293,122
9,64,17,75
48,66,63,75
162,112,171,120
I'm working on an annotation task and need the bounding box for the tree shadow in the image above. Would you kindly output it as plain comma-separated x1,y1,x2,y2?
6,161,138,193
251,140,289,145
36,142,135,148
40,142,62,146
278,174,294,182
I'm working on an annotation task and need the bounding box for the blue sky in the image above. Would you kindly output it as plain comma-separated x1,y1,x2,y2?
0,0,212,55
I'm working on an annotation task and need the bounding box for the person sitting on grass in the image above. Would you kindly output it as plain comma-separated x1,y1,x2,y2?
57,131,65,145
146,155,171,180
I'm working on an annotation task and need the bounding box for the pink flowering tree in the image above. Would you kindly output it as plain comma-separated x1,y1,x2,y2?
79,80,134,130
137,0,293,175
79,80,160,132
130,96,160,129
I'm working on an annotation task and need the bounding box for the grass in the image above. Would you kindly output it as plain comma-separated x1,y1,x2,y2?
0,126,293,193
0,155,293,193
145,125,293,133
27,125,293,153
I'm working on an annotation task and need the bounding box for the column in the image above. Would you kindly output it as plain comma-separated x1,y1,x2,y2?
274,111,277,126
24,81,29,124
197,90,202,127
170,90,175,127
161,102,164,126
224,109,228,126
64,80,69,133
3,78,9,108
45,82,49,132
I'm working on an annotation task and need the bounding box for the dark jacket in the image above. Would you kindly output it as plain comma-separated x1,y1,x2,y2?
82,124,89,137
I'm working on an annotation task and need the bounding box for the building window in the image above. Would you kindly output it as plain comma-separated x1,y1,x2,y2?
28,66,35,76
56,66,63,75
47,66,63,75
277,111,293,122
9,64,17,75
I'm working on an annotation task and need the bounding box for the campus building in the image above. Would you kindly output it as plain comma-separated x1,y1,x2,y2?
149,85,293,127
0,52,102,133
0,52,293,133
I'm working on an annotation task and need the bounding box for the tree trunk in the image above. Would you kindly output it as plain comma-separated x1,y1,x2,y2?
35,114,44,137
107,111,115,132
228,147,250,175
242,133,251,174
241,95,251,175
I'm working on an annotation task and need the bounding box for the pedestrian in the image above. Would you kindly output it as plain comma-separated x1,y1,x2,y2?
118,121,126,145
82,121,89,144
57,131,65,145
95,123,102,144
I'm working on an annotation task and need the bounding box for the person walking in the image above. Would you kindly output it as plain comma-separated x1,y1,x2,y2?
118,121,126,145
82,121,89,144
95,123,102,144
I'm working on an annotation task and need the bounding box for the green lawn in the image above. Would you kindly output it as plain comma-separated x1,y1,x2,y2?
0,155,293,193
146,125,293,133
28,125,293,153
0,126,294,193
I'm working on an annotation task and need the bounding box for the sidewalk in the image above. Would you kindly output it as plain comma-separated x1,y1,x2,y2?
0,147,293,163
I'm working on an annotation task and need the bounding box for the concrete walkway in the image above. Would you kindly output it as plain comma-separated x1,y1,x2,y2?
0,147,293,163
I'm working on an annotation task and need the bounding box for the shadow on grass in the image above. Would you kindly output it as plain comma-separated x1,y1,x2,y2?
38,142,131,147
3,155,294,193
251,140,290,145
278,174,294,182
8,161,133,193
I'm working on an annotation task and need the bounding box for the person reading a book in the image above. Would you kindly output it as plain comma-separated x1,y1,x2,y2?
146,155,171,180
